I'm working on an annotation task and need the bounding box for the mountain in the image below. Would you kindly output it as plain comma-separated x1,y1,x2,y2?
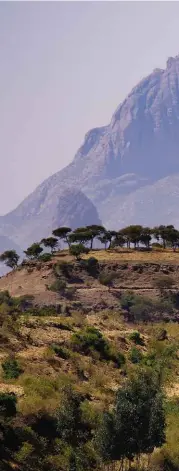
0,189,102,248
2,54,179,243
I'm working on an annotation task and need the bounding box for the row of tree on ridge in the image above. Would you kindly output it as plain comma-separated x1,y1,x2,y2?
1,223,179,269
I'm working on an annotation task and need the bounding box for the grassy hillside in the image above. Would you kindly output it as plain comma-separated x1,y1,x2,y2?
0,249,179,470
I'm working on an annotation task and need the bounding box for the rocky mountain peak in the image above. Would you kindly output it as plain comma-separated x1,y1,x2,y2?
2,54,179,245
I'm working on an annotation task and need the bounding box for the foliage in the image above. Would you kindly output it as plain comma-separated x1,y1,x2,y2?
54,261,71,278
38,252,52,262
99,271,116,288
71,326,125,366
129,331,143,345
83,257,99,276
52,226,72,246
0,250,19,269
51,344,70,359
153,274,174,291
2,357,22,379
129,346,143,364
95,370,166,463
41,237,58,253
0,393,17,417
49,279,67,294
24,243,43,259
69,244,89,260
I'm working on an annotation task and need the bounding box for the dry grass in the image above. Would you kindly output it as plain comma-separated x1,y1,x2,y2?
84,248,179,263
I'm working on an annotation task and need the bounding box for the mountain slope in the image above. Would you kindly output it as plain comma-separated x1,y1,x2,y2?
0,189,102,248
2,55,179,242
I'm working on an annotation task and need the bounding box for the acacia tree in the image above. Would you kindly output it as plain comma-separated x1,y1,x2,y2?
70,225,105,249
52,227,72,247
69,231,91,246
24,243,43,260
0,250,19,269
119,225,143,249
140,227,152,248
41,237,58,253
85,225,105,249
98,230,119,250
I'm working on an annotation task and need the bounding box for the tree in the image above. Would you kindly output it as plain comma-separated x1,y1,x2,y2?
52,227,72,247
69,225,105,249
151,225,178,249
98,233,110,250
112,233,125,249
96,370,165,465
85,225,105,249
41,237,58,253
140,227,152,248
119,225,143,249
114,370,165,459
0,250,19,269
69,244,90,260
24,243,43,260
69,231,91,246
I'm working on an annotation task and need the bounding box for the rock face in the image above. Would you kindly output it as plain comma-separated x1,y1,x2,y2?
0,189,102,248
2,54,179,242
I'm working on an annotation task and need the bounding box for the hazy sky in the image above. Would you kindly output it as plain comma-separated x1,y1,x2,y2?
1,1,179,214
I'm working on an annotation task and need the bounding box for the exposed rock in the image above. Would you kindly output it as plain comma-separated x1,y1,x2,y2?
2,56,179,241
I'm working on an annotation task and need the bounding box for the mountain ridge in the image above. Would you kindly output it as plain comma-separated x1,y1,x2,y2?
2,55,179,245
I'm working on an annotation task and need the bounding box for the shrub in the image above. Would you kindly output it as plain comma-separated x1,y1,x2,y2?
65,286,77,300
71,326,125,366
153,274,174,291
0,393,17,417
99,271,116,288
26,305,61,317
85,257,99,276
38,253,52,262
151,243,163,249
130,300,152,322
54,261,71,278
51,344,70,360
2,357,22,379
129,347,143,364
120,291,137,311
49,279,67,294
129,331,143,345
70,244,89,260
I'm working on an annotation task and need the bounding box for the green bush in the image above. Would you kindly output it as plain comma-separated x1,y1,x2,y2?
0,393,17,417
98,271,116,287
120,291,137,311
129,347,143,364
153,274,174,291
51,344,70,360
70,244,89,260
71,326,125,366
38,253,52,262
26,305,61,316
65,286,77,300
85,257,99,276
49,279,67,294
129,331,143,345
2,357,22,379
54,261,71,278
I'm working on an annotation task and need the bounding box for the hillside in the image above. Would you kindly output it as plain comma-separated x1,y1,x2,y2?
2,56,179,244
0,248,179,469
